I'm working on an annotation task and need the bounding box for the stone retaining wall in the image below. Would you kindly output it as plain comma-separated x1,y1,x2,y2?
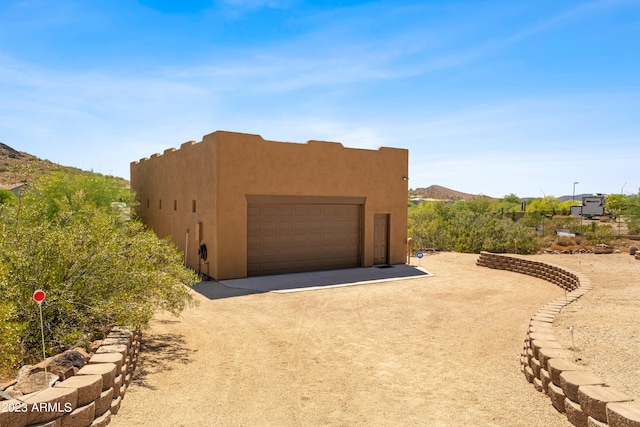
1,328,141,427
476,252,640,427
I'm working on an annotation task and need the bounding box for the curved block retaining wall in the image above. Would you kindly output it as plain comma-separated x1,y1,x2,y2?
477,252,640,427
1,328,141,427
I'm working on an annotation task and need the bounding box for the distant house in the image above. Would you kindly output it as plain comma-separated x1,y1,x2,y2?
131,131,409,280
0,183,28,197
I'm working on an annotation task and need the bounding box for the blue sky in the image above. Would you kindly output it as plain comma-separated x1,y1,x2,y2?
1,0,638,198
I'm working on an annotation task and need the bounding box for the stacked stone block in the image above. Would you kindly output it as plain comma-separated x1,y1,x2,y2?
0,328,141,427
477,252,640,427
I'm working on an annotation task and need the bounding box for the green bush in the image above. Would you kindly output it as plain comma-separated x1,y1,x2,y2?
408,200,539,254
0,172,198,372
0,302,28,376
583,224,615,245
625,192,640,234
628,217,640,234
0,189,15,204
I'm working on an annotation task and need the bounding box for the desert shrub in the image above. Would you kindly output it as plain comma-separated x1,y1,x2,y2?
584,224,615,245
555,236,575,247
626,194,640,234
538,235,556,248
408,202,455,251
408,201,539,254
0,172,198,372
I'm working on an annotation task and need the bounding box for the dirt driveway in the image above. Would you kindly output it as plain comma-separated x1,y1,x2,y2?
111,253,574,426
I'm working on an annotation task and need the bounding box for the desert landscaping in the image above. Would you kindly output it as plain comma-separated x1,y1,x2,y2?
107,251,638,426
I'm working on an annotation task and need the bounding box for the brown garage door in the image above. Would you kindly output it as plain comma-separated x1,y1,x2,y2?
247,199,362,276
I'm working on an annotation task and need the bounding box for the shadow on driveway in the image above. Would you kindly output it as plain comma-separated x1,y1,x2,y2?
191,264,432,300
191,281,264,300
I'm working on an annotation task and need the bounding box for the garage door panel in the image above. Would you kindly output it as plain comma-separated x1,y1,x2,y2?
247,248,261,258
278,205,293,215
247,222,262,232
247,201,361,276
278,247,293,257
278,235,293,245
262,235,278,245
261,246,278,258
308,206,322,215
293,205,308,215
247,205,262,216
336,231,356,240
279,221,293,230
308,220,322,230
247,236,262,247
262,206,278,216
262,220,278,231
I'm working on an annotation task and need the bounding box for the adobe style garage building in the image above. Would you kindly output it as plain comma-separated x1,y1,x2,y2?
130,131,408,280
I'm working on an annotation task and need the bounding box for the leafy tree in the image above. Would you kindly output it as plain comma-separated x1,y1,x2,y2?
28,170,133,219
526,196,563,216
0,172,198,373
502,193,521,204
492,193,522,218
605,194,625,213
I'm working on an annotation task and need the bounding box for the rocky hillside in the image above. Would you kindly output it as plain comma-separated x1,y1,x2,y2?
410,185,491,201
0,142,73,188
0,142,124,189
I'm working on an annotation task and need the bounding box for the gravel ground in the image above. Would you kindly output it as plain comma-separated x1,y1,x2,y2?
110,252,574,427
543,253,640,400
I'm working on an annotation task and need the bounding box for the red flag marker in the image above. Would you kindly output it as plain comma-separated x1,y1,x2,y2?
33,289,46,304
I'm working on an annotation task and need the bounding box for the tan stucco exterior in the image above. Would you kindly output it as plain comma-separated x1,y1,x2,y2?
130,130,408,280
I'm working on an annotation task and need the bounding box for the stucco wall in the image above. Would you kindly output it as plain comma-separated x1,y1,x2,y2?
131,140,217,274
131,131,408,280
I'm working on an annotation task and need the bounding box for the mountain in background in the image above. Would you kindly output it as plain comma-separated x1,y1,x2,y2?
411,184,603,202
410,185,492,201
0,142,126,190
522,194,601,202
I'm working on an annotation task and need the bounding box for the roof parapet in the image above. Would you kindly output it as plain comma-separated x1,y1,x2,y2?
132,131,406,166
180,140,197,149
306,140,345,148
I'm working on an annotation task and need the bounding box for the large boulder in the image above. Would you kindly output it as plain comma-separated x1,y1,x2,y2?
38,349,87,380
12,349,87,394
13,366,59,394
